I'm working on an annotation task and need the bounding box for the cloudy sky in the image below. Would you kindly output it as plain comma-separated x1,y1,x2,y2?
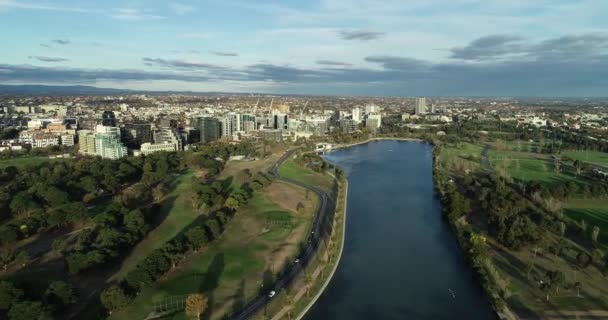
0,0,607,96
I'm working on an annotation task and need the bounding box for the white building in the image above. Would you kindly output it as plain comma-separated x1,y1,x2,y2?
366,113,382,130
365,105,379,114
140,142,179,155
415,97,427,115
352,107,361,123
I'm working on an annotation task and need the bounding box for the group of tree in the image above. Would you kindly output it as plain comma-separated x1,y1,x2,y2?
64,203,148,274
101,173,266,314
0,279,77,320
295,153,328,173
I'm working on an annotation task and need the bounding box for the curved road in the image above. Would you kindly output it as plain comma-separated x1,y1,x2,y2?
228,150,337,320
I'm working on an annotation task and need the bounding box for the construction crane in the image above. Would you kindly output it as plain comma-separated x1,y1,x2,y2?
252,98,259,115
299,101,309,120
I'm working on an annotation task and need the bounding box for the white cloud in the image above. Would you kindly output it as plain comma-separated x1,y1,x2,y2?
170,3,195,15
109,8,165,21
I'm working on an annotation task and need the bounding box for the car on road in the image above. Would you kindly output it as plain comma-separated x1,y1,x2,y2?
294,259,300,263
268,290,276,298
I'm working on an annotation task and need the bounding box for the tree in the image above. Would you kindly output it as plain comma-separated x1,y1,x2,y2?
304,272,313,297
14,251,30,268
577,251,593,268
525,264,535,280
185,293,208,320
123,209,147,236
296,202,305,214
185,226,207,250
0,225,18,245
44,281,77,307
225,197,240,211
580,219,587,233
0,281,23,311
284,293,295,320
592,226,600,243
8,301,51,320
100,285,131,313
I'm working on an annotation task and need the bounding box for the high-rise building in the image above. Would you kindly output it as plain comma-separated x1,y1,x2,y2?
366,113,382,131
101,111,117,127
272,112,288,130
138,127,182,155
415,97,427,115
121,123,153,149
340,119,358,133
78,130,97,155
195,117,221,143
94,125,127,159
153,127,182,151
365,105,379,114
240,114,256,132
187,128,201,144
352,107,361,123
220,117,234,138
95,133,127,160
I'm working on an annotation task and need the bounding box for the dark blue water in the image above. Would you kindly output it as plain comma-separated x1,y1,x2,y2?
305,140,494,320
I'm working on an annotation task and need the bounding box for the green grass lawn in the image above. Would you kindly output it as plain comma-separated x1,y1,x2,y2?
278,159,335,192
436,142,483,172
111,171,201,281
564,198,608,247
489,150,584,186
0,156,66,168
111,181,317,320
563,150,608,169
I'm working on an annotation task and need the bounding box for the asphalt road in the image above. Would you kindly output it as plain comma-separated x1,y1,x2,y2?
227,150,337,320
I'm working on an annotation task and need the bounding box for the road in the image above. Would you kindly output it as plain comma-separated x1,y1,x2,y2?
228,150,337,320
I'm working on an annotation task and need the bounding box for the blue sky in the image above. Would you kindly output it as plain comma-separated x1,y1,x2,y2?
1,0,607,96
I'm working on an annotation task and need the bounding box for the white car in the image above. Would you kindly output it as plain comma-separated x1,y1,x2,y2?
294,259,300,264
268,290,276,298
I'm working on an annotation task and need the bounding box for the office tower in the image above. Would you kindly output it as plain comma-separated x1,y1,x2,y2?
365,105,379,114
78,130,97,155
240,114,256,132
272,112,288,130
415,97,427,115
95,133,127,160
122,123,153,149
94,125,127,159
352,107,361,123
101,111,117,127
366,113,382,130
195,117,221,143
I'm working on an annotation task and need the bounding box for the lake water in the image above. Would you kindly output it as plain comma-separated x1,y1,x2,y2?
305,140,495,320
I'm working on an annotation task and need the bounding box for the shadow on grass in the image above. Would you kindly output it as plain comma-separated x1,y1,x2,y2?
232,279,246,315
200,253,225,320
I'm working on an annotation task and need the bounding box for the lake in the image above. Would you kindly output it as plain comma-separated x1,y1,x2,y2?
305,140,495,320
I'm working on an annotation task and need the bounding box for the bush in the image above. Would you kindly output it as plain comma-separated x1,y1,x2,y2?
100,285,131,312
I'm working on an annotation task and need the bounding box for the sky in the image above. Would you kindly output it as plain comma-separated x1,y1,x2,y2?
0,0,607,96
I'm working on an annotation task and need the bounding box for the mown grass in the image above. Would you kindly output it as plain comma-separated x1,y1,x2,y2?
112,180,317,320
564,198,608,247
0,156,66,168
278,159,334,192
563,150,608,169
111,171,200,280
489,150,585,187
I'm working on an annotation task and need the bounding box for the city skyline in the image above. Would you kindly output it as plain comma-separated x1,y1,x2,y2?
1,0,607,96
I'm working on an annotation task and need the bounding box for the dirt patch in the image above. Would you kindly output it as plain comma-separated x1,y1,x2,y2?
266,181,306,215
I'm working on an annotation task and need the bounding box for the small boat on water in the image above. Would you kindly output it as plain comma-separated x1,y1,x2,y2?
449,289,456,299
